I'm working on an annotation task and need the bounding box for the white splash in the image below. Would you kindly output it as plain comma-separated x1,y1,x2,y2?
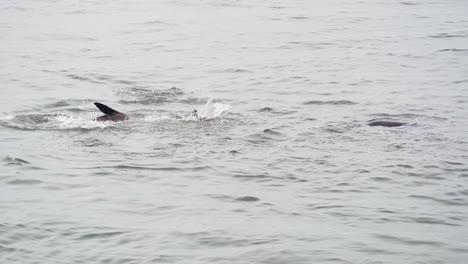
144,114,173,122
197,99,230,120
1,114,14,121
52,115,109,129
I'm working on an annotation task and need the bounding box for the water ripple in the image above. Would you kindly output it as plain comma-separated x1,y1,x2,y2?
374,234,445,247
303,100,357,105
3,156,30,165
409,195,468,206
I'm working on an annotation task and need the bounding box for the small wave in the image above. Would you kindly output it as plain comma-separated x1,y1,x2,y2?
233,173,282,181
91,165,210,172
442,161,465,166
40,99,94,110
141,20,165,25
374,234,445,247
290,16,309,20
452,80,468,84
369,113,445,121
3,156,30,165
405,216,459,227
248,130,285,143
66,74,104,84
47,34,97,42
437,48,468,52
308,204,346,210
322,121,358,133
208,194,261,203
180,97,208,105
256,107,297,115
77,231,126,240
0,114,110,130
263,128,282,136
409,195,468,206
117,87,185,104
75,138,112,147
8,179,43,185
258,107,274,112
400,2,422,5
210,68,251,73
173,231,278,248
303,100,357,105
117,86,183,97
370,176,393,182
119,98,168,105
66,108,89,113
429,32,468,39
269,5,286,9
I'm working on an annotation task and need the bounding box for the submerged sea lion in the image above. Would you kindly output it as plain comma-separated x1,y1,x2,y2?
94,102,128,122
368,120,405,127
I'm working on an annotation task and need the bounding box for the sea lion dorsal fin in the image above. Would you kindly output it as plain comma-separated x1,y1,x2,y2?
94,102,118,115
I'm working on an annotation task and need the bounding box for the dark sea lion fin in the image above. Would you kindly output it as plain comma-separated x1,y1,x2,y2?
94,102,118,115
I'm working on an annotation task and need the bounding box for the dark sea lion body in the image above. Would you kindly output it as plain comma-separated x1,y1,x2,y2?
368,120,405,127
94,102,128,122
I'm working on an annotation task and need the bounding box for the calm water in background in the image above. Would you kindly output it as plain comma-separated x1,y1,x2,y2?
1,0,468,263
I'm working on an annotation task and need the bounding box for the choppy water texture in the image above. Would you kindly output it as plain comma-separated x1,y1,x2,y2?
1,0,468,263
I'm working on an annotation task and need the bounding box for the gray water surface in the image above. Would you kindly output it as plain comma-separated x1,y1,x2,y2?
1,0,468,263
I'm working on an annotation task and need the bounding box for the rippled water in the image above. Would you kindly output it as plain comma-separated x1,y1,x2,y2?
1,0,468,263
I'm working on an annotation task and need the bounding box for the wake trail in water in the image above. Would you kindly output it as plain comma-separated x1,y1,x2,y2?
0,98,232,131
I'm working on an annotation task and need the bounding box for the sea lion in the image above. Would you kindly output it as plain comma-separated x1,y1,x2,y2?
94,102,128,121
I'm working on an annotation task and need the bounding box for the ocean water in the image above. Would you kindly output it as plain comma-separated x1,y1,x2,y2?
1,0,468,263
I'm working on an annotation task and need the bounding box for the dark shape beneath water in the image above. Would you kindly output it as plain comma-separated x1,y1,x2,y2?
368,120,406,127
